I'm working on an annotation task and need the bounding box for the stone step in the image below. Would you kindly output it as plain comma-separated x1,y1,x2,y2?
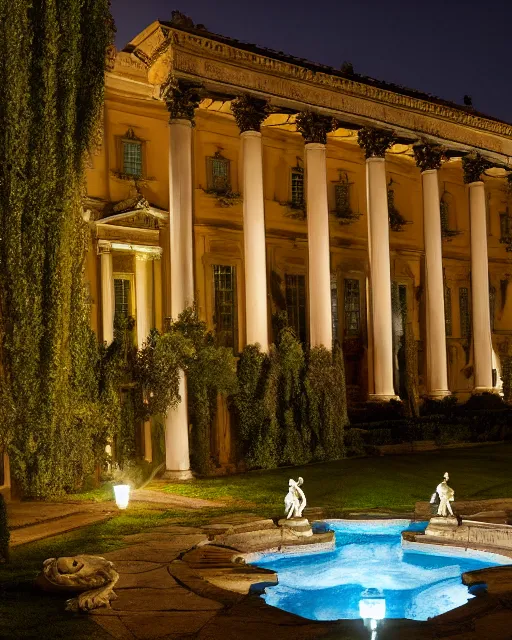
10,511,112,547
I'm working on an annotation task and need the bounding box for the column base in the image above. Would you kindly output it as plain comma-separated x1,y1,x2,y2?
426,390,451,399
471,386,501,396
367,394,401,403
162,469,194,481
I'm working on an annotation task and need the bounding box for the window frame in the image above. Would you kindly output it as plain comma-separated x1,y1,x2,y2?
290,166,305,209
459,286,471,339
212,264,238,350
115,128,145,179
342,277,362,338
206,152,231,194
285,273,307,344
113,273,135,321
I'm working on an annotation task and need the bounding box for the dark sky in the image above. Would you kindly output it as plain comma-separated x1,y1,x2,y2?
111,0,512,124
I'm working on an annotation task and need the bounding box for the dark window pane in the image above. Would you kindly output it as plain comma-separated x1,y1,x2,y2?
207,156,230,192
331,274,339,344
444,286,452,337
459,287,471,338
114,279,131,318
343,278,360,336
500,213,511,241
122,141,142,176
213,265,236,348
291,170,304,208
285,274,306,343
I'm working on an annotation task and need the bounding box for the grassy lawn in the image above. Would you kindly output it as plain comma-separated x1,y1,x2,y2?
148,442,512,514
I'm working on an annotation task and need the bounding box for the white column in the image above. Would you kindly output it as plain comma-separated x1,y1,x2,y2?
135,255,153,348
241,130,269,351
305,142,332,348
366,158,397,400
422,169,450,397
99,241,114,344
163,118,194,480
469,181,494,393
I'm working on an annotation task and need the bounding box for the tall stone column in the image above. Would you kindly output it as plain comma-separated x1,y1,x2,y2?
135,254,153,348
161,77,202,479
231,95,270,351
357,128,397,400
463,154,495,393
296,112,333,348
414,144,450,398
135,253,154,463
98,240,114,344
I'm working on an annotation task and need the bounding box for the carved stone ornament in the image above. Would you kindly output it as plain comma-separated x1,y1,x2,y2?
160,75,203,122
413,143,445,172
462,153,493,184
295,111,337,144
357,127,395,158
35,555,119,612
231,95,271,133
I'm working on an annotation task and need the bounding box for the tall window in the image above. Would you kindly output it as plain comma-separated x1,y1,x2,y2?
440,196,450,235
207,152,230,193
343,278,361,336
122,139,142,177
500,212,511,242
285,274,306,343
213,265,237,349
459,287,471,338
331,275,339,343
114,278,131,319
291,168,304,208
444,286,452,337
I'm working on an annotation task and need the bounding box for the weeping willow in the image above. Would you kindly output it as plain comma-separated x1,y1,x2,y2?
0,0,113,497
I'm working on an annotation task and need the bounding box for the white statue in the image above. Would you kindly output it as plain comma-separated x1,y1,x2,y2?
431,472,455,517
284,477,306,519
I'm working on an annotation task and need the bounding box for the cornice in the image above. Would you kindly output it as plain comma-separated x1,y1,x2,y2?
145,27,512,140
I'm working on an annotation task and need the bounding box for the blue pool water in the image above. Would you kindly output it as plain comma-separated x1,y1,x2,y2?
253,520,510,621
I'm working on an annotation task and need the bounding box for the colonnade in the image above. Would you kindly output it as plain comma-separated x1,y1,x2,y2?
100,80,499,477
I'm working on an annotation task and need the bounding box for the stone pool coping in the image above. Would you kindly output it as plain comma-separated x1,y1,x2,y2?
86,512,512,640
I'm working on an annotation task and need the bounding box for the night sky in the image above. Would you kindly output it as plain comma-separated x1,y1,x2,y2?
111,0,512,124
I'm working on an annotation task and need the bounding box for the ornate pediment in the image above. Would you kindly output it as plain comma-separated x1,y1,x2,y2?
101,199,168,230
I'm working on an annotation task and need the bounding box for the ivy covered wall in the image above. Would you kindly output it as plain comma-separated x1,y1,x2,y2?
0,0,113,497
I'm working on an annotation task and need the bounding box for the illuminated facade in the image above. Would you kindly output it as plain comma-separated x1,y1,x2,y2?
4,14,511,496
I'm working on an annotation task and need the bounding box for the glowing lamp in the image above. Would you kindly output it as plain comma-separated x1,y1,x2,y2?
359,588,386,620
113,484,130,509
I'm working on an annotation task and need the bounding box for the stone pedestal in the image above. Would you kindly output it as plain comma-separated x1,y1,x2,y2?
278,517,313,537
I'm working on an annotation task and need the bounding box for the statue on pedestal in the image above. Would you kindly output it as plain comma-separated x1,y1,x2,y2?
430,472,455,517
284,477,306,519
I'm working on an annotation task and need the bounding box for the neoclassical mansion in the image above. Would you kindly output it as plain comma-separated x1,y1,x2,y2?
2,14,512,496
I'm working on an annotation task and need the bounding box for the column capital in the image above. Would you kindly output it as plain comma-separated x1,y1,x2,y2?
413,143,445,172
295,111,336,144
161,75,203,123
231,94,270,133
462,153,493,184
357,127,395,159
97,239,112,255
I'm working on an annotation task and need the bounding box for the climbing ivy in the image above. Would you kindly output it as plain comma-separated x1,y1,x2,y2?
0,0,113,497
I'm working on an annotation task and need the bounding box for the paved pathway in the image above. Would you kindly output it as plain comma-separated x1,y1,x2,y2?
7,489,227,547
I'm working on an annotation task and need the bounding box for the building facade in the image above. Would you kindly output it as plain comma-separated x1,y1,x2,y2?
3,15,512,497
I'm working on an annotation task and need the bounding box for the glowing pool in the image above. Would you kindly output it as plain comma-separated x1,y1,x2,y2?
253,519,511,621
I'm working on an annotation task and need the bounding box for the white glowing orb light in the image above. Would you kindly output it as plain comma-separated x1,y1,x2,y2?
113,484,130,509
359,596,386,620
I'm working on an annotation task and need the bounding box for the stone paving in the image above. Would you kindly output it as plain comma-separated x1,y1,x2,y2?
81,514,512,640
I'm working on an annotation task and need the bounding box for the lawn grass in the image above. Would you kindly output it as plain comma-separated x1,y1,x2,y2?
147,442,512,514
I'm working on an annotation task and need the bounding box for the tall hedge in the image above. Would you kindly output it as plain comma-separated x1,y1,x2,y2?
0,0,114,497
